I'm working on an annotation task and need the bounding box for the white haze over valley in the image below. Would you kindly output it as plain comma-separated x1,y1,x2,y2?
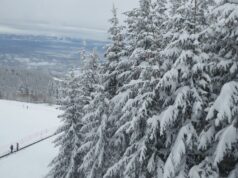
0,0,138,40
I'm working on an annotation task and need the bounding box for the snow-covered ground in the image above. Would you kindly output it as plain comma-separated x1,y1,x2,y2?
0,100,62,178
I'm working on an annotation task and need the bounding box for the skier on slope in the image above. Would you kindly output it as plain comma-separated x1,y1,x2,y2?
10,145,13,153
16,143,19,151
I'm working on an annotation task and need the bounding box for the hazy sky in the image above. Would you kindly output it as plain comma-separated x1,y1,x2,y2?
0,0,138,40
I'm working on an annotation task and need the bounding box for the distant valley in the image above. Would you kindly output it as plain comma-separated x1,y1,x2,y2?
0,34,107,75
0,34,107,103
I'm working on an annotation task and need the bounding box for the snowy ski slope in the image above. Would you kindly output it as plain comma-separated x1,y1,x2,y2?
0,100,62,178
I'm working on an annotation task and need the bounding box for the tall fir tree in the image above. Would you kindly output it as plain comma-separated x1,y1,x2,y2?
153,0,213,177
47,73,84,178
48,51,102,178
78,51,111,178
104,4,126,97
197,0,238,177
104,0,168,177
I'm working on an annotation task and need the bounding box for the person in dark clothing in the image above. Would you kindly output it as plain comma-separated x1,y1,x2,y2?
16,143,19,151
10,145,13,153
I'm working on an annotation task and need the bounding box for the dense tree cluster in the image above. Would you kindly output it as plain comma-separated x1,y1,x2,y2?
49,0,238,177
0,67,60,103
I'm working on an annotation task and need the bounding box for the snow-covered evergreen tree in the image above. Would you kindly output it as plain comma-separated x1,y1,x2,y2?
48,50,102,178
79,85,110,178
77,51,112,178
104,4,126,97
105,5,125,61
47,73,84,178
153,0,213,177
197,1,238,177
104,0,168,177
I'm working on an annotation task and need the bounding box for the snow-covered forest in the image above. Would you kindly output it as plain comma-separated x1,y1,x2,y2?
48,0,238,177
0,68,60,103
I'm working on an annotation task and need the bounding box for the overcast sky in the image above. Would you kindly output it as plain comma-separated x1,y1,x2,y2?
0,0,138,40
